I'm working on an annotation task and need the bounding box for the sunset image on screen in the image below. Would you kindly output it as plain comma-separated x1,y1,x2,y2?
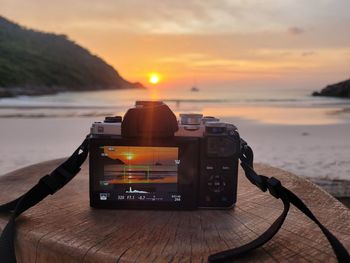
101,146,178,184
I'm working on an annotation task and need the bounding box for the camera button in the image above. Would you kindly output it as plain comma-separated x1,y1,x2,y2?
205,165,214,170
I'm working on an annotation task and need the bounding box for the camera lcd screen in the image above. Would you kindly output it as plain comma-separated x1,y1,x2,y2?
98,146,181,202
89,137,199,209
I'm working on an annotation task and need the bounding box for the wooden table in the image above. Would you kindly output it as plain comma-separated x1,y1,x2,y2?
0,159,349,263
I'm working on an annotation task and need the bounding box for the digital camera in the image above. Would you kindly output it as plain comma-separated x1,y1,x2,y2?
89,101,240,210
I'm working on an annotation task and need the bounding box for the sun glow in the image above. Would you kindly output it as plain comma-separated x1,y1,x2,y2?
148,73,160,84
123,152,135,160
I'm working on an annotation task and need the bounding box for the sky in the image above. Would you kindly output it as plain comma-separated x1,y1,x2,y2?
1,0,350,89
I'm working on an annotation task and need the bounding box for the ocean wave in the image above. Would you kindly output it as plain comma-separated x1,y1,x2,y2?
0,112,116,118
0,88,349,119
0,105,116,110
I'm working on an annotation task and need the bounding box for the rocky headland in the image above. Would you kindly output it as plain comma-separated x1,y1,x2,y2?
312,79,350,98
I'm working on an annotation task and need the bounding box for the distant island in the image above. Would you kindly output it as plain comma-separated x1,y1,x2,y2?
312,79,350,99
0,16,144,98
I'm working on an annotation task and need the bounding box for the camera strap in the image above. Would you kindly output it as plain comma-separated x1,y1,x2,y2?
208,139,350,262
0,137,349,263
0,136,89,263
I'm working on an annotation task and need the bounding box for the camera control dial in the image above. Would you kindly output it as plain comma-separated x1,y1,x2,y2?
180,114,203,125
207,174,226,193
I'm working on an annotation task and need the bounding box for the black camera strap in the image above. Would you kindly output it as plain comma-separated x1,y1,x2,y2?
0,136,89,263
208,139,350,262
0,137,349,263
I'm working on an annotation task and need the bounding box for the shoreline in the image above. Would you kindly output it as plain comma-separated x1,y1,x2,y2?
0,85,146,99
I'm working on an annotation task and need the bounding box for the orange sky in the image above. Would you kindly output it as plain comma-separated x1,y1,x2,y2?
1,0,350,89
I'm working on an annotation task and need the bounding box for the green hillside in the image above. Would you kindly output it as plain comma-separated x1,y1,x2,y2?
0,16,143,97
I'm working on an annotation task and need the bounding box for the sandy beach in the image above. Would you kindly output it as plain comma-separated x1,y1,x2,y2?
0,115,349,183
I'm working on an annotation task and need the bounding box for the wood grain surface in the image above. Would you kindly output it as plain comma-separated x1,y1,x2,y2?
0,159,349,263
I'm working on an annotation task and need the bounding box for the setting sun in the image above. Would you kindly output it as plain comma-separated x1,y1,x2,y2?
149,73,160,84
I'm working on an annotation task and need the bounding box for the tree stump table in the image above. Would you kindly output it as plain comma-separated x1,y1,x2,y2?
0,159,349,262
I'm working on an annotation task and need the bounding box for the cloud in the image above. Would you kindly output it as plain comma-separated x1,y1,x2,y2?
1,0,350,37
288,27,305,35
0,0,314,34
301,51,316,57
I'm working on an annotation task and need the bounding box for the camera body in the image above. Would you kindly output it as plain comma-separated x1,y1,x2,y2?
89,101,240,210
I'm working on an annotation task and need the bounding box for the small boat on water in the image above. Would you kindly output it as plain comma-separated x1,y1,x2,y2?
191,86,200,92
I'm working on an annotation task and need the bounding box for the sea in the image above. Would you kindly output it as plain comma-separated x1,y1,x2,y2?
0,86,349,125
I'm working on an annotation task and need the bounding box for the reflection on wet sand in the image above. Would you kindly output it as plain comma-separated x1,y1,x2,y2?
200,105,347,125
